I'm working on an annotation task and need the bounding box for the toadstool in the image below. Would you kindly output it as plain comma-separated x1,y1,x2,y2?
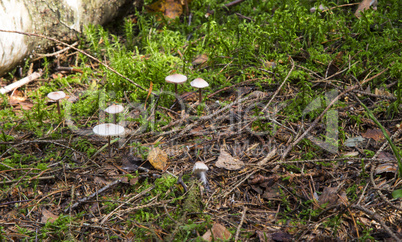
47,91,66,116
190,78,209,103
105,104,124,123
193,161,209,186
93,123,125,157
165,74,187,95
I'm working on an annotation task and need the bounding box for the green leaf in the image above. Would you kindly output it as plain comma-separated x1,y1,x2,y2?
392,189,402,199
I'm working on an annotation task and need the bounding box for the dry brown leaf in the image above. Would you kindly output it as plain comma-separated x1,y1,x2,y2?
377,151,396,161
201,230,212,242
215,148,244,170
375,163,398,175
361,128,389,142
148,147,168,170
41,208,58,223
94,176,108,186
374,88,393,97
146,0,184,19
355,0,378,18
211,223,232,241
318,187,348,207
192,54,208,66
9,90,33,110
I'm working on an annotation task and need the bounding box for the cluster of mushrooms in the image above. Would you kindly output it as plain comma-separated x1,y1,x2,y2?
92,104,125,157
165,74,209,103
46,73,210,181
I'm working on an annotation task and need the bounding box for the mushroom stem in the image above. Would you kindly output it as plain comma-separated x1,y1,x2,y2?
174,84,178,94
56,101,61,116
108,136,112,157
199,172,208,186
198,89,203,103
113,114,116,124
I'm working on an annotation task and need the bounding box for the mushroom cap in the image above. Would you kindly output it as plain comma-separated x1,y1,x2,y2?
93,123,125,137
105,104,124,114
47,91,66,101
190,78,209,89
193,161,208,173
165,74,187,84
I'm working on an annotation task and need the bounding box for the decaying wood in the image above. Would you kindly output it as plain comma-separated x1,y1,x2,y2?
0,0,139,77
0,70,43,94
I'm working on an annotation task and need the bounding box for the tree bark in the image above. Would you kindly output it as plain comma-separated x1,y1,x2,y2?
0,0,138,77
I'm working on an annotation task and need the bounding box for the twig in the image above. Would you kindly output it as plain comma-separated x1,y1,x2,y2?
235,206,247,242
261,56,295,113
222,170,256,199
64,179,122,213
0,70,43,94
281,68,389,160
369,164,402,211
0,29,152,94
351,204,401,241
0,199,31,207
100,185,155,224
33,41,79,60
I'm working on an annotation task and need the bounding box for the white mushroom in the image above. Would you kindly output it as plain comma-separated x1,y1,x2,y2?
193,161,209,186
165,74,187,95
105,104,124,123
93,123,125,157
190,78,209,103
47,91,66,116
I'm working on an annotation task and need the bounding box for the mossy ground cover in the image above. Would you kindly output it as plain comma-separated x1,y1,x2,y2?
0,0,401,240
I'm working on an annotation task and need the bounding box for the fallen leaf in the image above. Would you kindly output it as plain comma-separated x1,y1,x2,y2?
192,54,208,66
377,151,396,161
202,230,212,242
211,223,232,241
342,151,359,157
262,60,277,69
121,154,142,172
8,89,34,110
146,0,184,19
375,163,398,175
215,148,244,170
318,187,348,207
272,232,292,242
148,147,168,170
94,176,109,186
41,208,58,223
344,136,365,147
361,128,389,141
355,0,378,18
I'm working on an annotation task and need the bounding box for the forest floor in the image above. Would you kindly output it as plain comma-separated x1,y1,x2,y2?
0,0,401,241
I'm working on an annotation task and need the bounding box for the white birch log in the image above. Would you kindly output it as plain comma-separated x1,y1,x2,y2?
0,70,43,94
0,0,137,77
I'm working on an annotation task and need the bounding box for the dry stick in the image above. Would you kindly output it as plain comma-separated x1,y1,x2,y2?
0,29,150,93
261,57,295,114
369,164,402,212
169,94,256,144
100,185,155,224
372,129,402,159
235,206,247,242
0,70,43,94
351,204,401,241
33,41,79,60
222,170,256,199
64,179,122,213
281,67,389,160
